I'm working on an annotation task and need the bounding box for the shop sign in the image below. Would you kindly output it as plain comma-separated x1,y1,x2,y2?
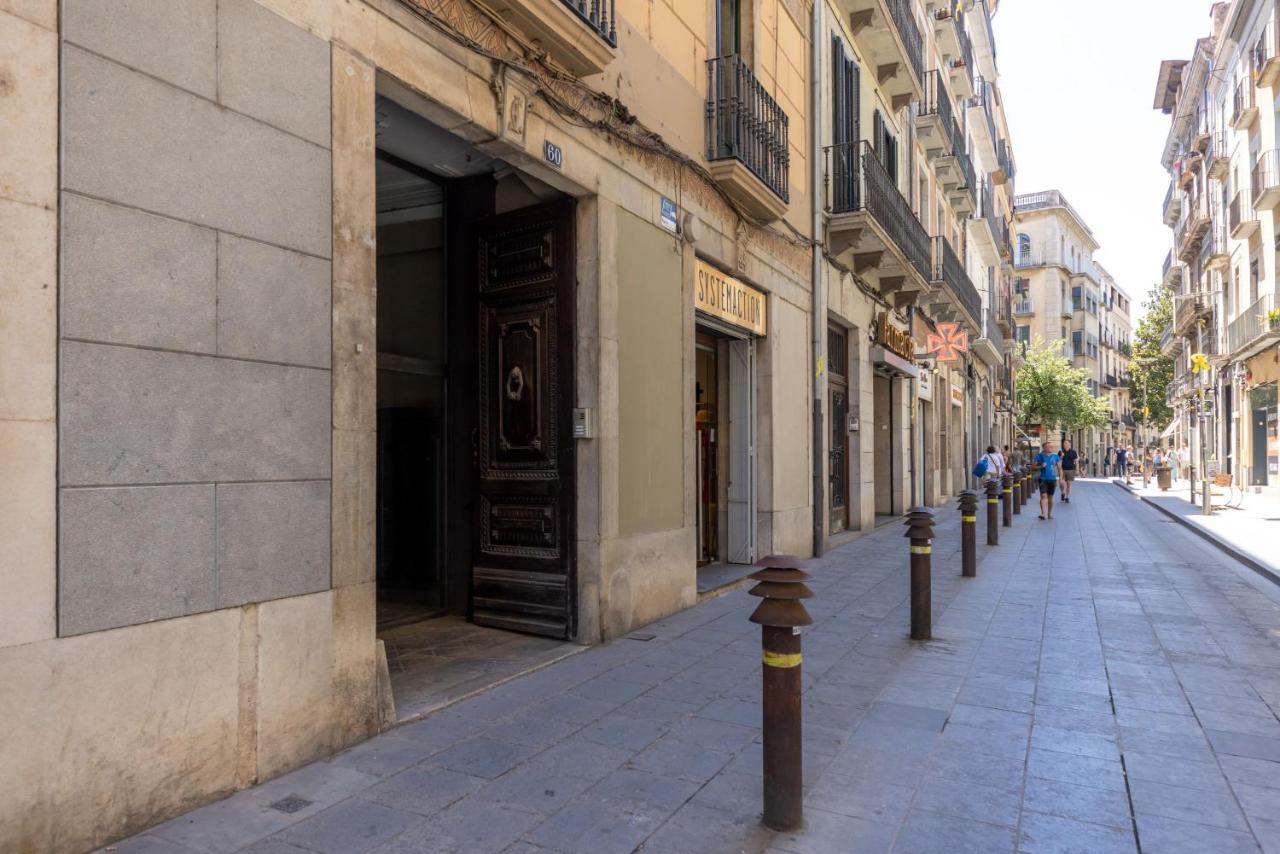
926,322,969,362
695,260,767,336
950,386,964,408
874,313,915,363
918,369,934,401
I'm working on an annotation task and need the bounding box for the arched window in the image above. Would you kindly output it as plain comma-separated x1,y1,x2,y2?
1017,233,1031,262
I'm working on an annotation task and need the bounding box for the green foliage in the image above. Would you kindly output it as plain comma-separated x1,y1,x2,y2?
1015,338,1111,432
1129,284,1174,431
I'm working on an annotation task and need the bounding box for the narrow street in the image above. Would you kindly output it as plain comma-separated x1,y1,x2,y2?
112,480,1280,854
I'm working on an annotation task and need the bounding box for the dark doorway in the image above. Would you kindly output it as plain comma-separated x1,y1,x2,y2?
696,333,721,564
873,372,896,517
829,325,850,533
375,155,449,628
373,94,575,639
1254,406,1269,486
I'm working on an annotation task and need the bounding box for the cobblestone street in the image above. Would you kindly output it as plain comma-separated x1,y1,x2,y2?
108,481,1280,854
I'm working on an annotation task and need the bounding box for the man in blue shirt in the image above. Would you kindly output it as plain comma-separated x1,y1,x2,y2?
1035,442,1064,520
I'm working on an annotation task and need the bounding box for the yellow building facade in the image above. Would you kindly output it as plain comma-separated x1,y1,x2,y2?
0,1,1019,849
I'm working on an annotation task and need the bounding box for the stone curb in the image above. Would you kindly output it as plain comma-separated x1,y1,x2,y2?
1111,478,1280,589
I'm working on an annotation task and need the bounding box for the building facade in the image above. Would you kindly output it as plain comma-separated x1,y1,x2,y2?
0,0,1018,849
1011,190,1132,464
1156,0,1280,494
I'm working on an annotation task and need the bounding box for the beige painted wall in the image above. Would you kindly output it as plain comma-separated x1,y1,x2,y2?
616,209,686,536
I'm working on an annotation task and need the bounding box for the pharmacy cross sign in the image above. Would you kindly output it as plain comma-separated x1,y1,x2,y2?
926,322,969,362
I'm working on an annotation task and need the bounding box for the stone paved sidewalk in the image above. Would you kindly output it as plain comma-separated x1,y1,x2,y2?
1114,476,1280,586
106,481,1280,854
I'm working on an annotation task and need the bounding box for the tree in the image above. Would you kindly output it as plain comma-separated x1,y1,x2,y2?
1016,338,1111,433
1129,283,1174,431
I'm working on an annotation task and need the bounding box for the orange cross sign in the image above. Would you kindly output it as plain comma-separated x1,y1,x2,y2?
926,322,969,362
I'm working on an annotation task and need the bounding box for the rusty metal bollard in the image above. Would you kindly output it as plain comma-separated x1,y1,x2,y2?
959,490,977,578
1002,473,1015,526
905,508,935,641
748,555,813,832
1022,471,1031,507
985,478,1000,546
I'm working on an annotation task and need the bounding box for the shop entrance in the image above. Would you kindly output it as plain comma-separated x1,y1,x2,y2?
1252,384,1278,487
372,91,578,718
828,325,850,533
694,324,757,581
873,372,897,517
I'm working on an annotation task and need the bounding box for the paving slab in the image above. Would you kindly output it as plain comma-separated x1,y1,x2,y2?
105,482,1280,854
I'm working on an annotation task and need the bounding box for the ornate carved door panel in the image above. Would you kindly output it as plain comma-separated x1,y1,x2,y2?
473,200,576,638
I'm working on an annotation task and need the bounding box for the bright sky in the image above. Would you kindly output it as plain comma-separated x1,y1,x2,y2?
994,0,1216,321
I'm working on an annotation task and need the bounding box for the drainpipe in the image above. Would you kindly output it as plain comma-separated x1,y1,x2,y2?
810,0,825,557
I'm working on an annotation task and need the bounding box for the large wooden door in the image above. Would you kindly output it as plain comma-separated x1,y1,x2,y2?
828,325,849,533
472,200,576,639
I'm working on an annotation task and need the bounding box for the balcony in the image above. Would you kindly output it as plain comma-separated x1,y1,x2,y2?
706,55,789,221
1102,373,1119,389
1160,323,1182,357
968,77,999,165
973,302,1005,367
967,177,999,264
1013,298,1033,316
925,235,983,331
993,138,1015,186
1174,286,1213,336
915,70,956,160
995,212,1011,260
1163,180,1180,226
1201,226,1228,272
1232,79,1258,130
1228,292,1280,356
848,0,926,111
949,23,975,98
1230,189,1259,239
1252,149,1280,211
825,140,931,304
1162,250,1180,288
1207,131,1229,179
1255,11,1280,87
969,0,997,79
931,1,965,66
1174,187,1210,262
493,0,616,76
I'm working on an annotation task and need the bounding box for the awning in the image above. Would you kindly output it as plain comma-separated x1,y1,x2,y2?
870,345,919,378
1159,417,1181,440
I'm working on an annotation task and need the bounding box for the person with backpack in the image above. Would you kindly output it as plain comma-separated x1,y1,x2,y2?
974,445,1005,484
1034,442,1064,520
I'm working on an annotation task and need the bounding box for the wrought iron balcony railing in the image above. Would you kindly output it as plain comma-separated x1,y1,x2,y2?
1252,149,1280,208
825,140,930,281
918,69,956,137
996,138,1016,183
1233,78,1257,127
887,0,925,89
932,236,983,323
706,55,789,203
558,0,616,45
952,24,974,91
969,77,998,145
1228,292,1278,353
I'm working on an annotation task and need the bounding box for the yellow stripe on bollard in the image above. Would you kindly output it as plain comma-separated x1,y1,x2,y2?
987,499,999,504
961,515,977,522
910,545,932,555
762,651,802,668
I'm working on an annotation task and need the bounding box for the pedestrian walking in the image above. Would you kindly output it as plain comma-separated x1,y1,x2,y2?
1035,442,1063,520
1060,439,1079,503
978,445,1005,482
1115,445,1128,480
1170,446,1182,481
